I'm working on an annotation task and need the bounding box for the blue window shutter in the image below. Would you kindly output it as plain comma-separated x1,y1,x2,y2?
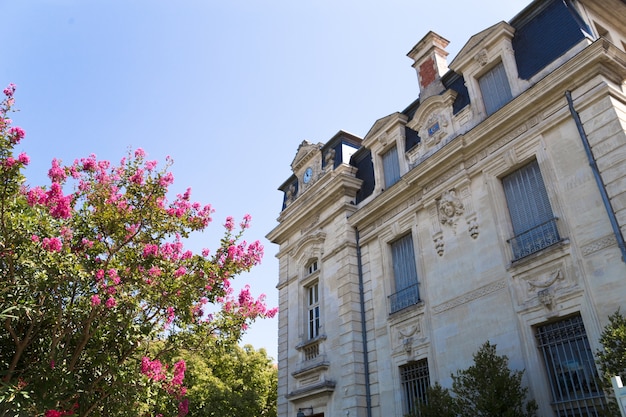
391,234,418,294
503,160,560,258
389,234,420,313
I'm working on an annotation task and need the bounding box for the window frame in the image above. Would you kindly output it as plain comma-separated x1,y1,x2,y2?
400,359,431,415
306,260,318,276
502,159,560,260
478,60,513,116
535,314,608,416
306,281,320,340
382,145,401,189
388,233,420,314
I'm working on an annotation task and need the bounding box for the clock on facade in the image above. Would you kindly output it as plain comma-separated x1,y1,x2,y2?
303,167,313,184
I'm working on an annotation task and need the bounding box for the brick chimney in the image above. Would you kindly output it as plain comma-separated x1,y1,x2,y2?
407,31,450,100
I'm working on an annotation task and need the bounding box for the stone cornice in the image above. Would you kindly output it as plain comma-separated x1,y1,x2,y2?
286,380,336,401
348,39,626,234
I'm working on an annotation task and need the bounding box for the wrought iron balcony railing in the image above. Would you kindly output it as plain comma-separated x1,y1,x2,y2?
389,283,420,314
508,217,560,260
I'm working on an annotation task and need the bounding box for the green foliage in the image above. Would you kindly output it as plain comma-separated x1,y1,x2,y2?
0,87,276,416
409,382,456,417
596,309,626,417
452,341,537,417
176,342,277,417
597,309,626,382
410,342,537,417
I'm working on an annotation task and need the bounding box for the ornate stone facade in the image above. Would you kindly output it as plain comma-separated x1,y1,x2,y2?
268,2,626,416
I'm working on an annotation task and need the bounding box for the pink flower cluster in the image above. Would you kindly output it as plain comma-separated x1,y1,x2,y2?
3,83,15,98
42,237,63,253
44,403,78,417
218,239,264,270
141,357,167,382
1,152,29,169
26,182,72,219
1,84,28,168
166,188,213,227
221,285,278,329
7,126,25,144
141,357,188,416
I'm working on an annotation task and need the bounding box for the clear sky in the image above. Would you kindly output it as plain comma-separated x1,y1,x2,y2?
2,0,531,360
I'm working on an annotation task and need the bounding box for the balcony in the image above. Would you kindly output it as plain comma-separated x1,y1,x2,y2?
508,217,560,260
389,283,420,314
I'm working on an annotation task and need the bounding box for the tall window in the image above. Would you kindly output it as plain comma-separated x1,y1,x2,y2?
400,359,430,415
536,315,607,416
389,234,420,314
382,146,401,188
479,62,512,115
307,282,320,340
503,160,560,260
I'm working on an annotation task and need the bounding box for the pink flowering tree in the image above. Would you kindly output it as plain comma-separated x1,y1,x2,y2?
0,85,277,416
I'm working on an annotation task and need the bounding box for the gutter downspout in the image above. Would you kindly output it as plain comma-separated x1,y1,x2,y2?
355,228,373,417
565,90,626,263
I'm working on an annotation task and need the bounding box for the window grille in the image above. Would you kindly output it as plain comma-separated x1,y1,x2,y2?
389,234,420,313
503,160,560,260
536,315,608,416
479,62,513,115
307,283,320,340
382,146,401,188
400,359,430,415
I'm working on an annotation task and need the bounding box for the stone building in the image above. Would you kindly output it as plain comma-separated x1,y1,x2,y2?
266,0,626,416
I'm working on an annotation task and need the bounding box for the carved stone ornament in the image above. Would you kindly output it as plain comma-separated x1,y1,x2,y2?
467,215,479,239
527,269,563,293
438,190,464,229
537,288,554,309
403,337,413,356
285,183,297,206
433,231,444,257
396,322,421,357
422,112,449,148
474,48,489,66
397,324,420,340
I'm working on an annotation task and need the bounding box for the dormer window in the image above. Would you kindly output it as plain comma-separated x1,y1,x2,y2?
478,61,512,115
382,146,401,188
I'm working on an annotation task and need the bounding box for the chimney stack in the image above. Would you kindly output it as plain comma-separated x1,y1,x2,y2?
407,31,450,100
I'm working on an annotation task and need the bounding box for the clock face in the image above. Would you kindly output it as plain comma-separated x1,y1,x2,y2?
303,167,313,184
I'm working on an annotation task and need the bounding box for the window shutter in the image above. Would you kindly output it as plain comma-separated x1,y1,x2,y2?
391,234,418,293
503,160,552,236
503,160,560,259
479,62,513,115
382,146,401,188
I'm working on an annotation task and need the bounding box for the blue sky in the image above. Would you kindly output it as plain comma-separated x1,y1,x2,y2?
2,0,530,359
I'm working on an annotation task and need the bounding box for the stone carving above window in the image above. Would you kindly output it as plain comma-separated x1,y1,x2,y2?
427,181,479,256
421,112,450,148
392,318,425,358
474,48,489,66
510,260,581,313
438,189,464,228
406,89,457,166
